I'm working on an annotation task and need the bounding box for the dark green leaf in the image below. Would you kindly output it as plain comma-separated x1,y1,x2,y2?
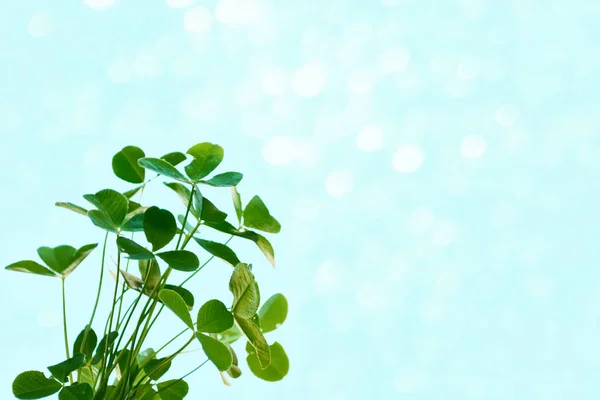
47,354,85,383
144,358,172,381
156,379,188,400
229,264,260,319
204,222,275,267
197,300,234,333
73,326,97,361
258,294,288,333
159,289,194,329
247,342,289,381
144,207,177,251
12,371,62,399
58,383,93,400
135,384,158,400
138,158,188,182
231,187,242,224
195,333,233,371
117,237,155,260
91,332,118,365
55,202,88,216
185,142,224,181
5,260,57,278
202,172,243,187
112,146,146,184
200,197,227,222
139,259,161,289
193,238,240,267
156,251,199,272
236,317,270,369
243,195,281,234
163,285,194,310
161,152,187,166
122,212,145,232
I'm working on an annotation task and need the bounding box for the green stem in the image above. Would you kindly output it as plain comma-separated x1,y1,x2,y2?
153,359,209,397
155,328,188,355
180,235,233,287
98,246,122,390
61,278,73,384
129,334,196,396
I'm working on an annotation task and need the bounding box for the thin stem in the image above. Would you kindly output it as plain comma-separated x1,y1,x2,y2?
155,328,188,355
61,278,73,384
99,246,122,389
129,334,196,396
154,359,209,397
180,235,234,287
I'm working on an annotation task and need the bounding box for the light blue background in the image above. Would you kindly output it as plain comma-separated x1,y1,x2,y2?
1,0,600,398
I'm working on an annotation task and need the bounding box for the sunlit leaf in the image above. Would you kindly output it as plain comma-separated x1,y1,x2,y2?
112,146,146,184
229,264,260,318
195,333,233,371
197,300,234,333
235,317,270,369
55,202,88,216
143,207,177,252
243,195,281,234
86,189,129,228
258,294,288,333
161,152,187,166
138,158,188,182
185,143,224,181
156,251,199,272
163,285,194,310
193,238,240,267
231,187,242,225
247,342,289,381
202,172,243,187
37,246,75,274
218,325,242,345
200,196,227,223
204,221,275,267
12,371,62,399
5,260,57,278
159,289,194,329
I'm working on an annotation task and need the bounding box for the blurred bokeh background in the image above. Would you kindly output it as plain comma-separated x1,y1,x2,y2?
2,0,600,398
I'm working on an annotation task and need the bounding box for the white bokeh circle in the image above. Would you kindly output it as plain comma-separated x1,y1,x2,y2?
460,134,487,158
325,170,354,198
392,145,424,173
356,124,383,152
292,63,327,97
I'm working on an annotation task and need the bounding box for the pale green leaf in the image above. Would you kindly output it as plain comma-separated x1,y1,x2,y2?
195,333,233,371
196,300,234,333
159,289,194,329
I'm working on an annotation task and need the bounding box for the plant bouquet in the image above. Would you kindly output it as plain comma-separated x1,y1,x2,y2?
6,143,289,399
